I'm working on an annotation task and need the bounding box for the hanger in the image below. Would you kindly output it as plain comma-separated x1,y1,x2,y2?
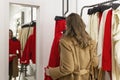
81,0,119,16
112,3,120,10
30,20,36,26
88,4,112,15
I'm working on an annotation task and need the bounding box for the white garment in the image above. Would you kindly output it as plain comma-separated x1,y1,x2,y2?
97,8,111,68
89,12,99,42
112,9,120,80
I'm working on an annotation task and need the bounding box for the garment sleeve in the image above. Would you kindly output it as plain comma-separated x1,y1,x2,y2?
90,40,98,67
49,39,74,80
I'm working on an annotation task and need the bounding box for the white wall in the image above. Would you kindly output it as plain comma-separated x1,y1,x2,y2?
0,0,9,80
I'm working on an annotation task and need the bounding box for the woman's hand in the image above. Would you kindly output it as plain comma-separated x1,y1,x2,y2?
45,67,50,76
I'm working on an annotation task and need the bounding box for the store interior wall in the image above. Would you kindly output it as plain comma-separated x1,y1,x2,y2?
0,0,114,80
0,0,9,80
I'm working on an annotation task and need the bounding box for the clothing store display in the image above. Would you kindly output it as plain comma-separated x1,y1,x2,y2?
45,17,66,80
7,0,120,80
84,1,120,79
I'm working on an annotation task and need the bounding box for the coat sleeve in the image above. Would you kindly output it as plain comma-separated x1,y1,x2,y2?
90,40,98,67
49,39,74,80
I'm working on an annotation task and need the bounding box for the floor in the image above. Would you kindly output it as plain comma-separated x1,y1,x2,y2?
11,63,36,80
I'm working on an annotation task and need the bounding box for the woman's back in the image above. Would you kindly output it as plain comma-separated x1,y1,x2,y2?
57,36,98,80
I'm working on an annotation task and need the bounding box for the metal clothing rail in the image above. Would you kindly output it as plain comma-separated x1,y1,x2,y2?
31,7,33,21
62,0,69,16
80,0,118,16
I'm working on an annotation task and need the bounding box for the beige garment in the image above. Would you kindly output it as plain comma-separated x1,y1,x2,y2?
49,36,98,80
89,12,99,42
12,56,19,77
19,27,33,56
112,9,120,80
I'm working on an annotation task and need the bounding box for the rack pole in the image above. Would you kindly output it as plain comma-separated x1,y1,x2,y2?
80,0,118,16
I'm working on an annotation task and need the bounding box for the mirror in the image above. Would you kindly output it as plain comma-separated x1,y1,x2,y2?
9,4,37,80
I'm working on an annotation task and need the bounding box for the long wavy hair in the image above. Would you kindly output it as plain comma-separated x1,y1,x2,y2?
65,13,91,48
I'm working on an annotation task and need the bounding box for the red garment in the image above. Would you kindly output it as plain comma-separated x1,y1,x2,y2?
21,27,36,64
44,19,66,80
102,10,112,71
99,12,102,25
9,38,21,62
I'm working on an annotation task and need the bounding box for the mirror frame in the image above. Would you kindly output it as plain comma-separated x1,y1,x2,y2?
8,0,42,80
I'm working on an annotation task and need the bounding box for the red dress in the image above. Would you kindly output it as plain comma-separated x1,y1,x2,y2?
45,19,66,80
102,10,112,71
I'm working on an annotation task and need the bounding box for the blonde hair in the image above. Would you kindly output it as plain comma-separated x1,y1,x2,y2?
65,13,91,48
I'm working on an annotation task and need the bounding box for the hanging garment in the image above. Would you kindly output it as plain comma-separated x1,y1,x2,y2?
44,18,66,80
112,9,120,80
102,9,112,71
19,27,33,56
89,12,99,42
97,8,111,68
20,27,36,64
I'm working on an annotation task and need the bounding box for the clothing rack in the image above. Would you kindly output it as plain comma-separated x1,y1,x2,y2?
21,21,36,28
31,7,33,22
80,0,118,16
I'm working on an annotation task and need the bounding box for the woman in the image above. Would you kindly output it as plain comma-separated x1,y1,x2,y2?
9,29,21,80
45,13,98,80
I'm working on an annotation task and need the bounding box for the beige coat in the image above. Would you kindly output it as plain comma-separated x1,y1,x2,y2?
49,36,98,80
112,9,120,80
